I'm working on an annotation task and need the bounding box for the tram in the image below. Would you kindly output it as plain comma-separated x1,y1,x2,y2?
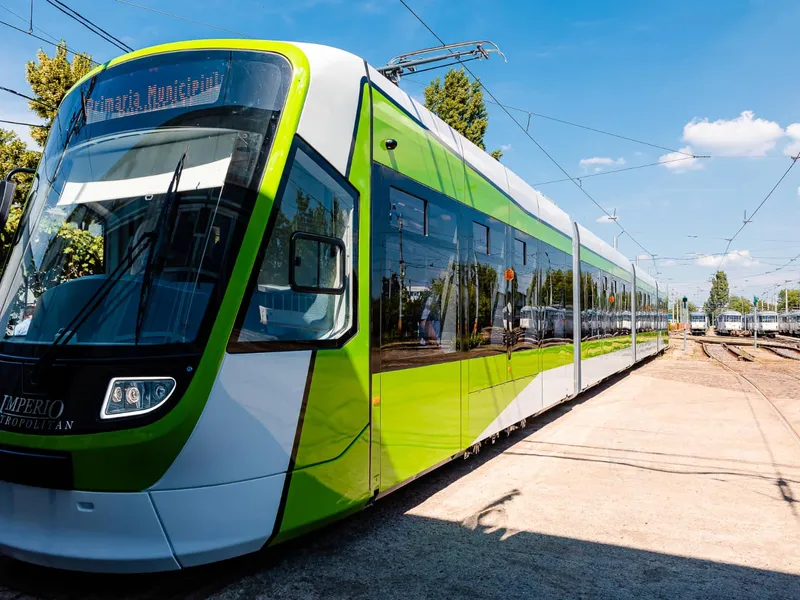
689,312,707,335
716,310,743,335
0,40,667,572
744,311,779,337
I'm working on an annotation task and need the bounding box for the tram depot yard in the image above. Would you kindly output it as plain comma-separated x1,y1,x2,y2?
1,331,798,600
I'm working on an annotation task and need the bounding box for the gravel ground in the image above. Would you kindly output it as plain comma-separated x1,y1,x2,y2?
1,349,799,600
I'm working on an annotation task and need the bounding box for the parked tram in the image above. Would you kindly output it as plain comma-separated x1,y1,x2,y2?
745,311,779,337
716,310,743,335
0,40,668,572
689,312,707,335
779,311,800,336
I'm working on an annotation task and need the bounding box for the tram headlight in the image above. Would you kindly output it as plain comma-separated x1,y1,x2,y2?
101,377,176,419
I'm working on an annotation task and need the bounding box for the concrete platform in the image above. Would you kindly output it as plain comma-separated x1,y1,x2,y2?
1,350,799,599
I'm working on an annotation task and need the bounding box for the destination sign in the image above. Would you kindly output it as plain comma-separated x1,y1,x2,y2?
85,61,227,124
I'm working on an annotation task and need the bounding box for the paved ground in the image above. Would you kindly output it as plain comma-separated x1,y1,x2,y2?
2,342,799,599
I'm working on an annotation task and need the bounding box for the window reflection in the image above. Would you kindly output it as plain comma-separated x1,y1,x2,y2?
377,188,459,370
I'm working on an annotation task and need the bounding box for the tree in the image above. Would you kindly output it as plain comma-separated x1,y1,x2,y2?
707,271,729,316
0,129,40,203
424,68,504,161
0,129,41,274
728,295,753,314
25,42,93,146
1,42,98,284
688,301,698,313
778,289,800,311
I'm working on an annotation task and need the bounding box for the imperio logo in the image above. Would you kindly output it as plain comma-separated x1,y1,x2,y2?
0,394,74,432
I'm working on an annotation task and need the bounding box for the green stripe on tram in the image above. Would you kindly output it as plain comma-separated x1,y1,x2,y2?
273,80,375,543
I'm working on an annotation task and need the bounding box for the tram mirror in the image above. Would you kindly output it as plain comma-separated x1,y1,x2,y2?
290,231,346,295
0,180,18,231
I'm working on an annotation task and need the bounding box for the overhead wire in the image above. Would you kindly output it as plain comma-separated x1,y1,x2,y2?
532,157,696,186
0,85,58,111
713,155,799,273
113,0,251,38
0,16,100,64
404,76,702,161
0,118,47,128
397,0,660,272
44,0,133,53
0,2,59,43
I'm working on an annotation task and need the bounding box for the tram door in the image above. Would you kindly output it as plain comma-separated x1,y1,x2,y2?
508,231,543,415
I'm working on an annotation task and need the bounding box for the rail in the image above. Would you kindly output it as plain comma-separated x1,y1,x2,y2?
702,343,800,447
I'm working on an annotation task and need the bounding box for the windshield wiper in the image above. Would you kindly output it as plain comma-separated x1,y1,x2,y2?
134,150,188,345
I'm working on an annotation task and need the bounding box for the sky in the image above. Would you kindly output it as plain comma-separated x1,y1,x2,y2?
1,0,799,308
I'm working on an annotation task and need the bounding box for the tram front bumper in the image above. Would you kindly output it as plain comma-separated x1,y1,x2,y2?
0,480,179,572
0,474,284,572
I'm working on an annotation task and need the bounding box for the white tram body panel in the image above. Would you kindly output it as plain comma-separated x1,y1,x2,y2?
716,310,743,335
689,312,707,335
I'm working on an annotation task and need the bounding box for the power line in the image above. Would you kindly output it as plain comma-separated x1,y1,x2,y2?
0,2,57,43
0,118,47,128
403,77,701,159
532,157,696,186
0,17,99,64
114,0,251,37
44,0,133,53
486,100,699,158
0,85,58,111
713,155,799,273
397,0,660,270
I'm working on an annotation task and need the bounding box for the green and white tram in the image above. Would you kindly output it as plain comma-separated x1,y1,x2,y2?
0,40,667,572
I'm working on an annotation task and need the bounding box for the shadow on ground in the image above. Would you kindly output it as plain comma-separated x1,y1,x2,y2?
2,357,796,600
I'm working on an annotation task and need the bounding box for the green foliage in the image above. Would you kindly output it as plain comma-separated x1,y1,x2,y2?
707,271,729,315
0,129,41,274
1,41,99,284
778,289,800,311
424,68,504,161
0,128,40,202
54,223,104,283
728,295,752,314
687,301,698,313
25,41,93,146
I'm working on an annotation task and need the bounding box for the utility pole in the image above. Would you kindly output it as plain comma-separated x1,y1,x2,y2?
786,280,790,314
753,295,759,350
682,296,688,351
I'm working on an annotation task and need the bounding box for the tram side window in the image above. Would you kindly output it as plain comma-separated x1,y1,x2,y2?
511,232,538,351
540,242,569,344
467,216,506,356
237,144,356,344
580,261,601,340
378,188,459,370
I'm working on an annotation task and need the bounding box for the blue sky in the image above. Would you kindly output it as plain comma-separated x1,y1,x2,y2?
1,0,799,307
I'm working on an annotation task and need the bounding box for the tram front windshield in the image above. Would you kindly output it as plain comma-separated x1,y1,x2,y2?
0,50,290,355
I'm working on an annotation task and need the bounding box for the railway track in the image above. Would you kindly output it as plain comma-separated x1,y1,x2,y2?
702,343,800,446
774,334,800,349
763,345,800,361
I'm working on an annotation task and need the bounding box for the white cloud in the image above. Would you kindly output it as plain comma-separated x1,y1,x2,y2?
784,123,800,157
683,111,783,157
797,185,800,198
658,146,703,172
579,156,626,170
596,215,616,223
500,143,512,152
696,250,758,268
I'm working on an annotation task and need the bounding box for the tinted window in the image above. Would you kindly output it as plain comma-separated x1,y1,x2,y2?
237,143,356,344
467,217,506,357
377,189,459,370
